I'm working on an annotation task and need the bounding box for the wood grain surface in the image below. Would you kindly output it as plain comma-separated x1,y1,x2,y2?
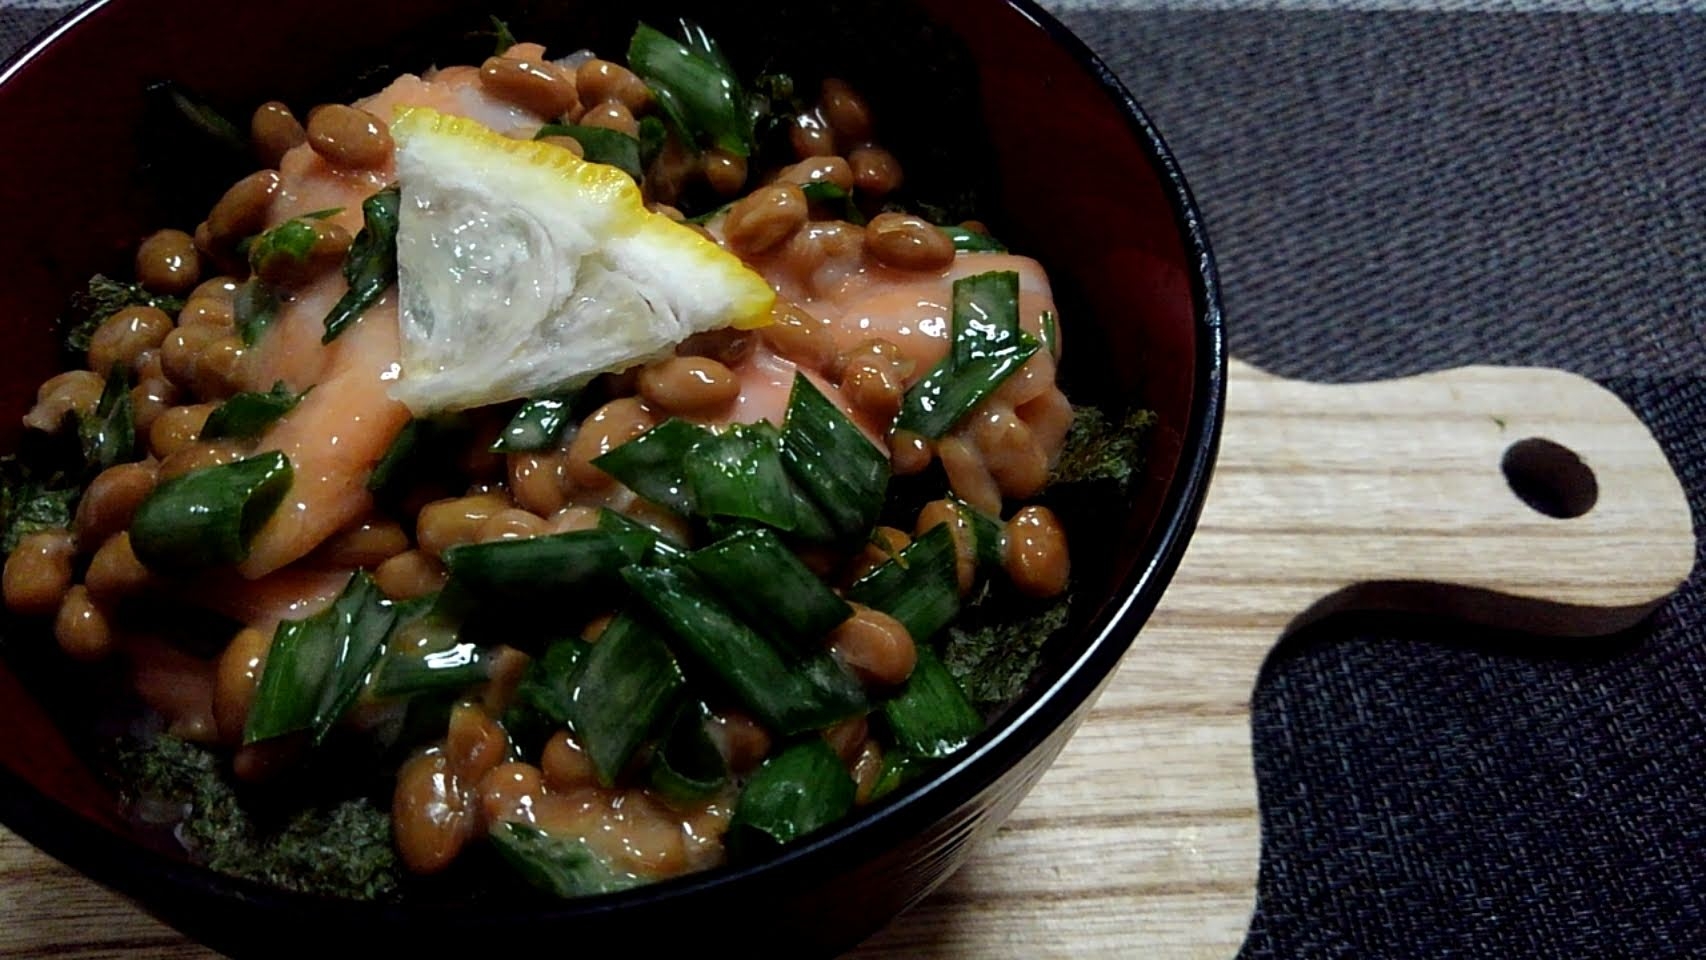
1,359,1693,959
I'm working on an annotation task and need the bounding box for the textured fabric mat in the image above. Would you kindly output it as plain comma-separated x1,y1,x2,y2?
4,5,1703,958
1056,10,1706,958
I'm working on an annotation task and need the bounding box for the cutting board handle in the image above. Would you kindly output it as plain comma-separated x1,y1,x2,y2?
856,359,1697,960
1200,359,1696,639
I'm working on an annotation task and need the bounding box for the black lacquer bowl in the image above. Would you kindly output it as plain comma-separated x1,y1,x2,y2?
0,1,1224,955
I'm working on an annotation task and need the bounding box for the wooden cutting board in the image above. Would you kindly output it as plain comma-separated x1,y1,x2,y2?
1,359,1693,959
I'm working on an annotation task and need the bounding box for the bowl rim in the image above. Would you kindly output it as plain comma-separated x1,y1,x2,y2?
0,0,1227,936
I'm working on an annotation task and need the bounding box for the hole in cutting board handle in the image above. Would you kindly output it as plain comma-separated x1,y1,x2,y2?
1502,437,1598,518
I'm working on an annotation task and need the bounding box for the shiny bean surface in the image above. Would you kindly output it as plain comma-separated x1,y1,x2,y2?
306,105,393,170
723,184,807,256
54,586,113,662
973,406,1050,499
677,328,755,367
639,356,739,415
375,549,449,601
776,155,855,192
790,111,836,159
84,532,151,604
1002,505,1069,598
176,295,235,330
937,435,1002,518
214,627,270,743
580,99,639,137
476,508,548,542
480,56,579,120
758,300,839,372
508,451,570,517
865,212,955,272
23,370,102,432
3,530,74,616
160,325,222,390
315,518,409,567
392,750,473,874
849,145,902,197
157,440,246,481
709,711,772,775
134,230,201,296
702,149,747,196
250,100,306,168
148,403,215,459
129,377,179,433
828,604,916,688
890,430,932,476
565,397,654,489
74,462,157,546
819,78,873,142
575,59,651,111
207,170,280,245
541,730,600,791
416,494,511,557
88,305,172,376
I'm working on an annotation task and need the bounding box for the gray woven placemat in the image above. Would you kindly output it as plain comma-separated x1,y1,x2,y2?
5,4,1703,957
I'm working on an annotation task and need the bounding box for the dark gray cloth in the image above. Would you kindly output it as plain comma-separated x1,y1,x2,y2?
4,6,1703,957
1055,10,1706,958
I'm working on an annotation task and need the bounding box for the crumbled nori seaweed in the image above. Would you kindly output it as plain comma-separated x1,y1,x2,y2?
108,735,401,900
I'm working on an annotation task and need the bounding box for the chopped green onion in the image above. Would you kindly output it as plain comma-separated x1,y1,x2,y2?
728,740,855,853
637,115,667,169
233,278,279,347
953,498,1005,572
868,748,930,802
129,452,293,571
488,14,517,56
246,218,319,275
366,419,421,497
800,181,864,225
684,200,735,226
535,123,644,181
622,566,865,735
798,652,870,721
322,186,400,343
627,23,753,157
779,374,890,541
596,508,687,564
490,821,643,897
300,207,343,220
939,225,1007,253
244,572,399,745
682,422,801,531
565,612,685,785
152,82,246,157
896,271,1039,438
372,641,489,699
590,418,711,515
78,367,134,473
442,526,651,600
508,637,589,728
200,381,300,440
367,417,474,500
683,528,851,653
675,17,733,72
490,393,578,453
648,701,727,806
880,646,983,759
846,524,960,643
1038,309,1059,360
